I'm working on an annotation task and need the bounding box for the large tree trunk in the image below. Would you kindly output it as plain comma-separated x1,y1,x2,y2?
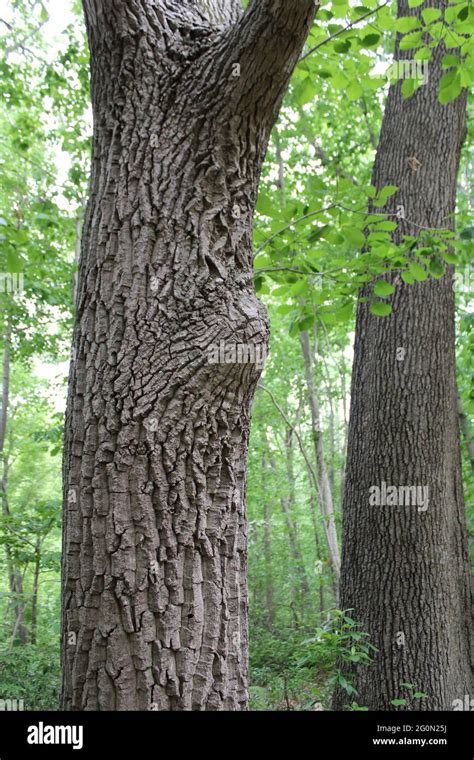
61,0,316,711
333,0,472,710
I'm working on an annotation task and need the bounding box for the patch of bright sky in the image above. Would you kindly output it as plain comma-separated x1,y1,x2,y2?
44,0,76,41
42,1,93,206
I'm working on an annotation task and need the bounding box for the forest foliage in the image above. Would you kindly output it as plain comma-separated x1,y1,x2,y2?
0,0,472,710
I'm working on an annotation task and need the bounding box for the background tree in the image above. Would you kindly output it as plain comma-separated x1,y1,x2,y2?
333,0,473,710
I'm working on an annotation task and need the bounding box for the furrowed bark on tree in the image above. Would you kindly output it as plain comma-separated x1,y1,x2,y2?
62,0,317,711
333,0,472,711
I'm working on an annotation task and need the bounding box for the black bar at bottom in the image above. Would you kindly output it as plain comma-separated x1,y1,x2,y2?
0,710,471,757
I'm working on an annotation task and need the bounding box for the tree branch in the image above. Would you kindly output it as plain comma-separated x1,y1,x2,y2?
299,0,389,62
218,0,318,121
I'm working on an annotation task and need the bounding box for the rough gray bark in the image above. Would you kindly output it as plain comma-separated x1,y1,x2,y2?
61,0,317,711
333,0,472,711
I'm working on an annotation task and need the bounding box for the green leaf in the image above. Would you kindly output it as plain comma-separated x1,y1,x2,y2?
439,69,457,88
438,73,462,103
429,258,445,279
408,0,425,7
296,76,318,105
256,192,274,217
421,8,441,23
39,2,49,22
414,46,432,61
331,70,349,90
334,40,351,54
290,280,308,296
391,698,408,706
335,301,354,323
396,16,422,33
347,81,364,100
409,262,428,281
370,301,393,317
343,227,365,247
399,31,424,50
298,316,315,332
374,280,395,297
337,674,356,694
360,33,381,48
401,78,416,99
277,304,294,315
308,224,330,243
316,69,333,79
373,185,398,207
6,248,22,272
441,251,457,264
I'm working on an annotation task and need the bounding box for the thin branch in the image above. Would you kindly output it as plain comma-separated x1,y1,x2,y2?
254,266,340,277
255,202,454,261
254,205,337,255
258,383,320,494
299,1,390,62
